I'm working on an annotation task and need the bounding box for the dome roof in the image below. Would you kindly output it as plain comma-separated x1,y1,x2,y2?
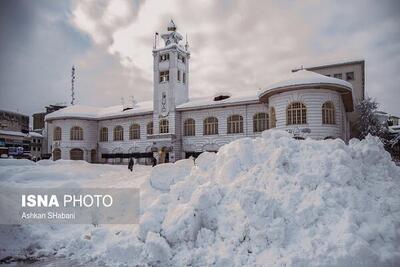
258,70,354,111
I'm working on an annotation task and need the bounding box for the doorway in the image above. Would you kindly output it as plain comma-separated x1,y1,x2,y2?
70,148,84,160
90,149,97,163
53,148,61,161
159,147,169,163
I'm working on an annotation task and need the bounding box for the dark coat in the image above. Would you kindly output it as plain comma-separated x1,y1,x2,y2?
128,158,134,171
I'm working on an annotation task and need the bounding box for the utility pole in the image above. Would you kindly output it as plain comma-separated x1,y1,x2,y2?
71,66,76,105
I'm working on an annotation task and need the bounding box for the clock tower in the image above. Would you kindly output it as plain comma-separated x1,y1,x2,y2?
152,20,190,162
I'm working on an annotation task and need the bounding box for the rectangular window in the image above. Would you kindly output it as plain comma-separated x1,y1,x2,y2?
183,72,186,84
177,70,181,81
178,53,185,63
346,72,354,81
159,71,169,83
333,73,342,79
159,53,169,62
325,74,330,77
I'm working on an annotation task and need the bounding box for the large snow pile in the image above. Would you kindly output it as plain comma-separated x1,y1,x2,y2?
1,131,399,266
135,131,400,266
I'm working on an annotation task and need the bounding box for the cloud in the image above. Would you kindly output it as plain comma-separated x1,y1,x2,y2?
0,0,90,115
71,0,138,45
1,0,399,117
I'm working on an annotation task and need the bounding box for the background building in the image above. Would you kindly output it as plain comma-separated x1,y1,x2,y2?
0,109,29,133
0,109,43,159
32,104,66,158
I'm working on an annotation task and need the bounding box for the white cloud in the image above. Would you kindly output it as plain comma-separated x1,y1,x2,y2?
71,0,136,45
70,0,400,113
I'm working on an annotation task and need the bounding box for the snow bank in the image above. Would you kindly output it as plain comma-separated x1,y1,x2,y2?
141,131,400,266
1,131,399,267
149,159,194,191
0,159,35,166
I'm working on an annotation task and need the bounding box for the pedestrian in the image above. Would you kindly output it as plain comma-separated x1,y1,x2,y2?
128,157,134,172
152,156,157,167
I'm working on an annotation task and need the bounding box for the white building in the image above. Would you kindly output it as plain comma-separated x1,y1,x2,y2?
45,20,356,164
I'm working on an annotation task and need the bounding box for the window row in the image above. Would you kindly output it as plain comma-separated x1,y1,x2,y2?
52,101,335,141
99,123,154,142
183,113,270,136
326,72,354,81
159,70,186,83
285,101,335,125
159,53,186,63
53,126,83,141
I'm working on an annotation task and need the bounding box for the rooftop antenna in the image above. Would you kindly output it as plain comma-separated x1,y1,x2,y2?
154,32,159,49
71,66,76,105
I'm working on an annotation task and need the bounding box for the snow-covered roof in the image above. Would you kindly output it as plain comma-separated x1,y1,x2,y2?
29,132,43,138
261,69,353,93
0,130,43,138
176,92,259,110
0,130,28,137
45,70,357,120
258,70,354,111
45,101,153,121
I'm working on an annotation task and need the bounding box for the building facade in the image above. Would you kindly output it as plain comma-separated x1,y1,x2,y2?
32,104,67,158
0,110,29,133
0,109,43,159
293,60,365,138
45,21,358,164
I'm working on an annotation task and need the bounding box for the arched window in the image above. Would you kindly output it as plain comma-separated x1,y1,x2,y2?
287,102,307,125
99,127,108,142
227,115,243,134
322,101,335,124
183,118,195,136
204,117,218,135
147,122,153,135
270,107,276,128
129,124,140,140
159,119,169,134
113,126,124,141
52,148,61,161
53,127,62,141
253,113,269,133
70,126,83,140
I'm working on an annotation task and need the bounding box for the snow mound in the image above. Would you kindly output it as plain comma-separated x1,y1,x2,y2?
149,159,194,192
139,131,400,266
0,159,35,166
1,131,399,267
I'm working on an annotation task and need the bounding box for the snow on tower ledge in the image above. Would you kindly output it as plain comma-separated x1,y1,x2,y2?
258,69,354,111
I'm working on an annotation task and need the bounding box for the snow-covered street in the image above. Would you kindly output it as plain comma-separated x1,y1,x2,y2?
1,131,400,266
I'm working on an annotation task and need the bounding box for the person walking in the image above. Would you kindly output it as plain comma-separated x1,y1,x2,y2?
152,156,157,167
128,157,134,172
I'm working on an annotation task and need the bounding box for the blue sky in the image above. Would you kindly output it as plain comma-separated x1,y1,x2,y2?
0,0,399,116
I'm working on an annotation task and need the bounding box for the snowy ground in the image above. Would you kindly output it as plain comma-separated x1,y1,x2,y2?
0,130,399,267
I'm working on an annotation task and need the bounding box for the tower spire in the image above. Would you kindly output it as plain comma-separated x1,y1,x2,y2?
167,19,177,31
